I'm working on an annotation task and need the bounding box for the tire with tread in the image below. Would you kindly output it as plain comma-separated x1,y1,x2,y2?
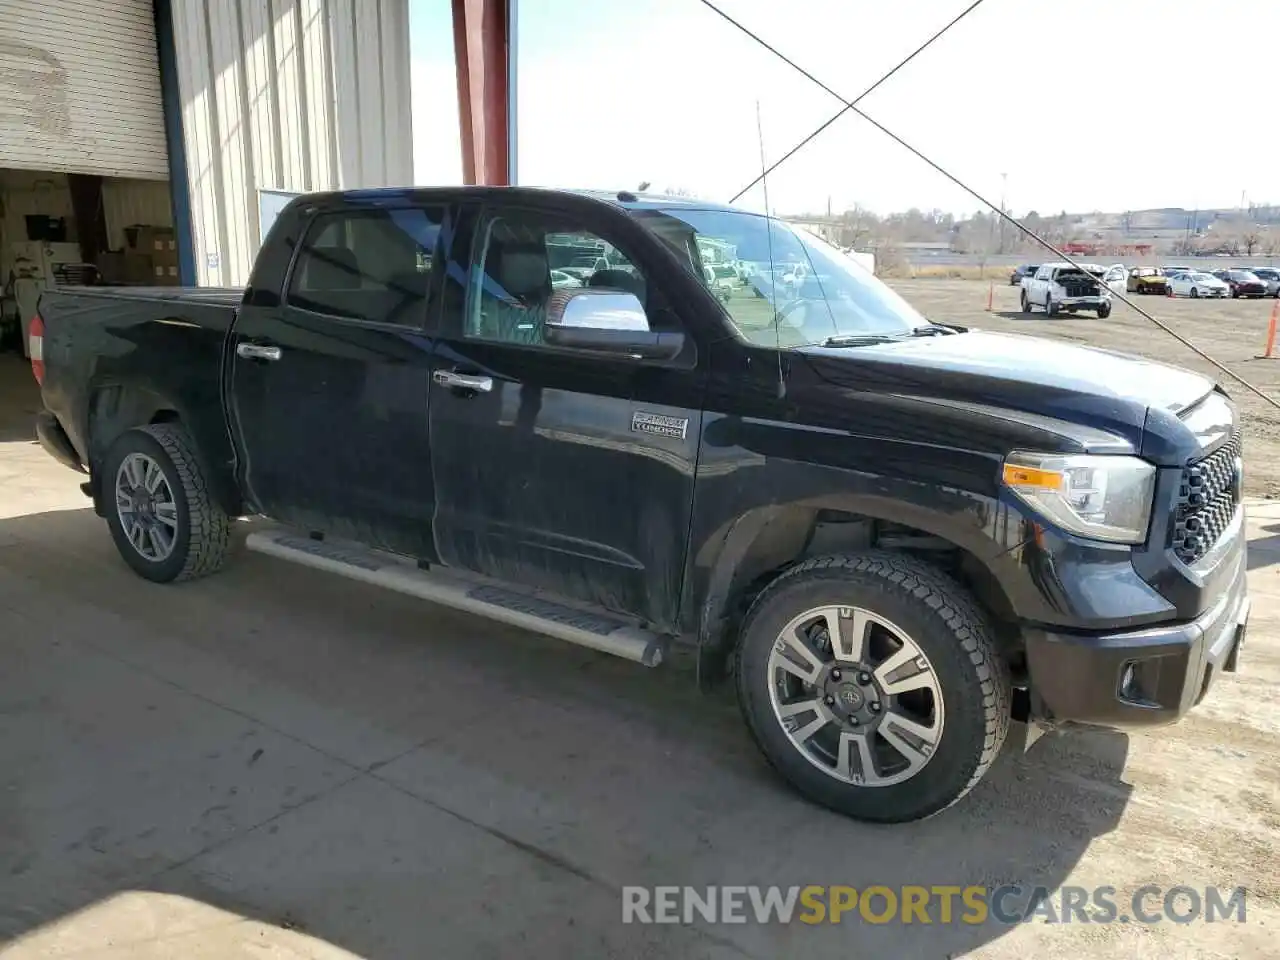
735,551,1011,822
102,423,232,583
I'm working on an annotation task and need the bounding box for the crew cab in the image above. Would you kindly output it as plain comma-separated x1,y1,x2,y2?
32,187,1249,823
1020,261,1113,317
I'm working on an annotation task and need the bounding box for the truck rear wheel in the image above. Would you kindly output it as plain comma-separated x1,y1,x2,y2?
735,552,1010,823
102,423,232,583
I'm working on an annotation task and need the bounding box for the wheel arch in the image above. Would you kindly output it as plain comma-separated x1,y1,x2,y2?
694,499,1019,689
86,383,242,517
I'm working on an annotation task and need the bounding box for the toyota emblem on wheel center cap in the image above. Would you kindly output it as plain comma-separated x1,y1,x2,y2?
838,685,863,709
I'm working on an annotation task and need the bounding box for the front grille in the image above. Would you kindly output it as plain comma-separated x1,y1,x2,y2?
1172,431,1243,565
1061,281,1097,297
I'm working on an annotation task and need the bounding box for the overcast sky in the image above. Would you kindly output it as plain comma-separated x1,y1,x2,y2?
410,0,1279,217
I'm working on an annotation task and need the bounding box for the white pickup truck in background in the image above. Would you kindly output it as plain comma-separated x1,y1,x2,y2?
1020,262,1113,318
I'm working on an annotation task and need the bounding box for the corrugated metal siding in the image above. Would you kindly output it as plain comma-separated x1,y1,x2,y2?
0,0,168,178
102,177,173,250
171,0,413,286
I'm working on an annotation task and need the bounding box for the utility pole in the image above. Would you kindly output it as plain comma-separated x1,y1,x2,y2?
999,172,1008,254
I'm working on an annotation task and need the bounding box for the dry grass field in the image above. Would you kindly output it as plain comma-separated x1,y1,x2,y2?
887,279,1280,497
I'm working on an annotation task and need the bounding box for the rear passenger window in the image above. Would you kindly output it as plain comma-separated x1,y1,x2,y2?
287,207,446,326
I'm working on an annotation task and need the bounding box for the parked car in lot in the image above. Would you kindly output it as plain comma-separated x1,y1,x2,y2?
1212,269,1268,298
1126,267,1171,295
31,186,1250,824
1162,265,1192,278
1247,266,1280,297
1169,271,1230,298
1009,264,1038,286
550,269,582,289
1020,262,1112,317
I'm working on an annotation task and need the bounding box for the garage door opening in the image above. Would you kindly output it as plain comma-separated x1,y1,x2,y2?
0,168,176,436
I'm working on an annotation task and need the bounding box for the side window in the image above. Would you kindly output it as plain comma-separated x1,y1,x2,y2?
287,206,446,327
465,208,650,346
1035,266,1049,280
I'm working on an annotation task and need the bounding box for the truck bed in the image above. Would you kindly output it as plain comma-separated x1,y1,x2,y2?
36,285,245,484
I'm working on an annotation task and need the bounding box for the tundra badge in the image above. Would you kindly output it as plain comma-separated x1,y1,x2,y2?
632,411,688,440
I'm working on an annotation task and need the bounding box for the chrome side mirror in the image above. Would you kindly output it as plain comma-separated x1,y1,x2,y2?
544,288,684,360
548,288,651,333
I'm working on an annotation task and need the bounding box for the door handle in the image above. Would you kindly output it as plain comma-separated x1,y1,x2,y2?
237,342,282,362
433,369,493,393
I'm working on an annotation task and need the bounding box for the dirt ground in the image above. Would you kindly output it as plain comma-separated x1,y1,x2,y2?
887,279,1280,497
1,349,1278,958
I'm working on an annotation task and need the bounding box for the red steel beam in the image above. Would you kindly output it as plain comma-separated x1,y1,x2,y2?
451,0,510,185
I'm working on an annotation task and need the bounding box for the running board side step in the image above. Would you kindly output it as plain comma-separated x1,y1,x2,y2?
245,530,668,667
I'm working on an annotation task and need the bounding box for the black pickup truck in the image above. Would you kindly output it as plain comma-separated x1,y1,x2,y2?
32,187,1249,823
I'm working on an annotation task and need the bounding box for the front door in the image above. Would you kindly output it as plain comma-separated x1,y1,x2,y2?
229,202,449,558
426,202,704,630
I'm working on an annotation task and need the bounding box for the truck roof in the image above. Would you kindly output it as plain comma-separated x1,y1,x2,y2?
290,185,748,217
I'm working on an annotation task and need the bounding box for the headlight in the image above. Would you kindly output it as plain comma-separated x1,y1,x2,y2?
1002,452,1156,543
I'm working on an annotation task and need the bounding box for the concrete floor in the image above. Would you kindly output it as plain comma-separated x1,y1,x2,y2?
1,353,1276,959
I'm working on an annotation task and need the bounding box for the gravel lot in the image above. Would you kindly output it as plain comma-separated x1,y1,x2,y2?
1,326,1277,960
887,278,1280,497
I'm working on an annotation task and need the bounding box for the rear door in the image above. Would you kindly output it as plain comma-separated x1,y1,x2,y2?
425,200,704,630
229,200,450,558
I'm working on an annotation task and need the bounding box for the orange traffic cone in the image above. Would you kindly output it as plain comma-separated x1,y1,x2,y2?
1258,300,1280,359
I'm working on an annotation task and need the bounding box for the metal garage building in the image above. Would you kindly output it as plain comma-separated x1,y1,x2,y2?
0,0,413,335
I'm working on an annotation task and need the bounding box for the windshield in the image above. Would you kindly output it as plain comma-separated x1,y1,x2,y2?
1189,272,1215,281
632,207,929,346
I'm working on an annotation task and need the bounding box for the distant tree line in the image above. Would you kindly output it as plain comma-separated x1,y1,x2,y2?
794,204,1278,258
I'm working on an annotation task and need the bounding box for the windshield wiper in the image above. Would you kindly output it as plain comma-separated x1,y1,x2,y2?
821,333,901,347
821,323,962,347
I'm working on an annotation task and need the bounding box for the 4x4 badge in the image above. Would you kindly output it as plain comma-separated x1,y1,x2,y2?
632,411,688,440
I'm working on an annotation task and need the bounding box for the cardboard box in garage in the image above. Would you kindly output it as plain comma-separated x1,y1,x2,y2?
124,253,155,284
125,225,176,257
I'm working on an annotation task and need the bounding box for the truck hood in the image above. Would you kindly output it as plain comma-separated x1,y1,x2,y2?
798,330,1214,449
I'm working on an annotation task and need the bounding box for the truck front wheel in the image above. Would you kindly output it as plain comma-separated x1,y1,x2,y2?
101,423,232,583
735,552,1010,823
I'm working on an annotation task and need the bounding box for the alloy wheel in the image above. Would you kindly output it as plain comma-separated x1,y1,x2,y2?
767,605,944,787
114,452,179,562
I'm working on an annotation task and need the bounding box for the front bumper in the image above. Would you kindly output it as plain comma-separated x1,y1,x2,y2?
1023,553,1248,727
1054,297,1109,309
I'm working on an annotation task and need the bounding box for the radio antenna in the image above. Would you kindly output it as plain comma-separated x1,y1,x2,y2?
756,100,785,399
